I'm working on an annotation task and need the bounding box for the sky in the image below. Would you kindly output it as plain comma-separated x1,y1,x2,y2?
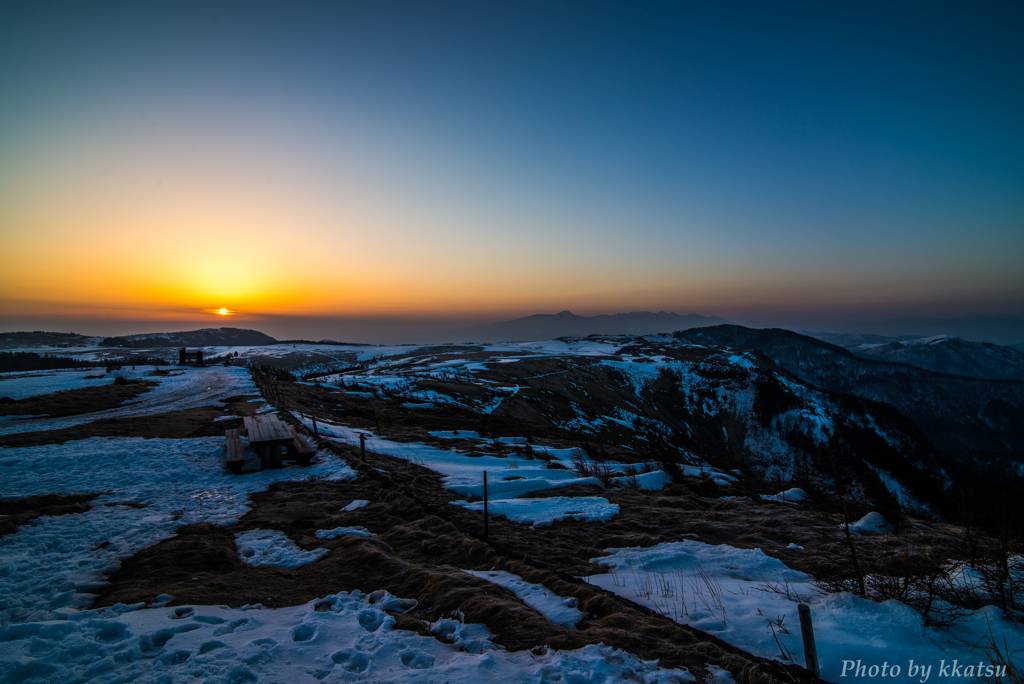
1,1,1022,340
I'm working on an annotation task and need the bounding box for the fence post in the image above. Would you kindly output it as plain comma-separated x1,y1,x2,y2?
359,433,366,460
798,603,820,677
483,470,489,540
312,415,318,436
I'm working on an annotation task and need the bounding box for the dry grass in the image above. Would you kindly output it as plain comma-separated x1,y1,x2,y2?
0,492,103,538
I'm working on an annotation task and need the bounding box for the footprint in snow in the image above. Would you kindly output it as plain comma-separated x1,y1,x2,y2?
290,622,317,642
400,649,435,669
357,608,386,632
332,649,370,673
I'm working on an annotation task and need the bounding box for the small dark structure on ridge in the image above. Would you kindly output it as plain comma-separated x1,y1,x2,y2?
178,348,204,366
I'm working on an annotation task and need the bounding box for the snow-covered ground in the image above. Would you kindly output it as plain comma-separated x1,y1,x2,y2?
315,526,375,539
0,370,109,401
0,366,257,436
453,496,619,527
587,541,1024,684
0,592,697,683
291,414,620,499
0,436,355,624
4,340,1022,682
466,570,585,628
0,358,703,682
235,529,330,568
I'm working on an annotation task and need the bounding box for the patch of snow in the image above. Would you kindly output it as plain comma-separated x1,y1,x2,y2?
235,529,328,568
706,663,738,684
610,469,673,490
589,540,1024,683
315,526,375,539
453,496,619,527
342,499,370,511
466,570,585,628
760,488,807,504
0,370,108,401
865,464,935,518
847,511,891,535
292,413,603,498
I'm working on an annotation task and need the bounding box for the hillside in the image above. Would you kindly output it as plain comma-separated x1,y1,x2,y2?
672,325,1024,522
99,327,278,348
0,331,98,349
854,335,1024,380
2,338,1023,682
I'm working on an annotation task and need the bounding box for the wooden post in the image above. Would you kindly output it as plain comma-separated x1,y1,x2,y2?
359,433,366,460
798,604,820,677
312,415,318,436
483,470,489,540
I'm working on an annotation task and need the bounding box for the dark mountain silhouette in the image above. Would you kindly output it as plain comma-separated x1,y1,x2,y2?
0,332,96,349
854,335,1024,381
805,332,918,348
859,314,1024,346
450,311,729,343
673,324,1024,522
99,327,277,348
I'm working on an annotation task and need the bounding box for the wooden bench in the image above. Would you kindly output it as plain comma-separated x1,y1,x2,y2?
243,414,311,470
225,428,245,474
289,426,316,467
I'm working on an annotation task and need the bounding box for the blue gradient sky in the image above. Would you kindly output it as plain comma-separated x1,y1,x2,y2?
1,1,1022,336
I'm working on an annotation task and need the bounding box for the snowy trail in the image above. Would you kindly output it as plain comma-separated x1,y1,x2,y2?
0,366,256,436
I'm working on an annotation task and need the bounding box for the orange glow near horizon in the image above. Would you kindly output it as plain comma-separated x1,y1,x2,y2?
2,102,1022,328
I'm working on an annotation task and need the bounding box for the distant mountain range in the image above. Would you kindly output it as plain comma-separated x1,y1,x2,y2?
852,335,1024,381
99,328,277,348
805,331,1024,381
853,314,1024,346
805,332,920,349
443,310,729,343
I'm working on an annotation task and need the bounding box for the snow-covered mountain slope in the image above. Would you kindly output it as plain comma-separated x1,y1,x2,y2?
673,326,1024,453
673,325,1024,523
262,338,950,520
853,335,1024,380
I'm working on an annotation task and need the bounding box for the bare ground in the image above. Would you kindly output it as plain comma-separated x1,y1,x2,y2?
0,492,104,538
